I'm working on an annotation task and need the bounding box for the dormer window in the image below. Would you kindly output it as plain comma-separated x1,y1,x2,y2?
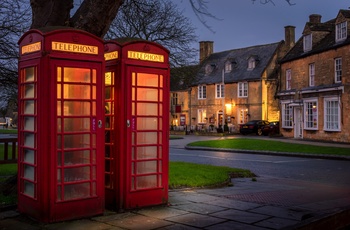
303,34,312,52
248,57,256,70
205,63,216,75
336,21,347,42
225,61,232,73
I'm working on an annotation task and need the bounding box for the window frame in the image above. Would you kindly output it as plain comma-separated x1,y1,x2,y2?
303,34,312,52
225,61,232,73
248,57,255,69
197,109,207,124
324,97,341,131
198,85,206,99
215,83,224,98
309,63,315,87
336,21,347,42
281,102,293,128
286,69,292,90
304,98,318,130
335,58,342,83
238,82,248,98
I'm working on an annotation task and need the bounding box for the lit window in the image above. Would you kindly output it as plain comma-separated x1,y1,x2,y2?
198,85,206,99
238,82,248,97
239,109,248,124
336,21,347,42
324,97,340,131
198,109,207,123
303,34,312,52
216,83,224,98
309,63,315,86
304,100,318,130
286,69,292,90
335,58,342,83
282,102,293,128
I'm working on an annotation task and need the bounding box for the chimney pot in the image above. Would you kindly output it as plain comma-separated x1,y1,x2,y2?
199,41,213,63
309,14,322,23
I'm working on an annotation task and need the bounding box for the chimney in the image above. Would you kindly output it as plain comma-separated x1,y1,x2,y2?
284,25,295,50
309,14,322,23
199,41,213,63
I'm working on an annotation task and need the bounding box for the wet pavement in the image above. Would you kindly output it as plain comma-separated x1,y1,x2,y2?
1,135,350,229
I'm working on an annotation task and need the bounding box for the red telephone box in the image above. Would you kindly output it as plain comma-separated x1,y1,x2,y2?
104,39,170,210
17,28,105,222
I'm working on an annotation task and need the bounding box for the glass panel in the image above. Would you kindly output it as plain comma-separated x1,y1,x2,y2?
159,89,163,102
63,101,90,116
24,181,35,197
57,84,61,99
92,150,96,164
137,103,157,116
132,87,135,101
92,166,96,180
24,67,35,82
159,175,162,187
136,132,157,145
137,88,158,101
57,67,62,82
105,72,112,86
24,149,35,164
159,104,162,116
92,69,96,84
132,132,135,145
64,183,90,200
92,134,96,148
63,118,90,132
136,146,157,159
132,102,135,116
24,100,35,114
159,132,162,144
57,152,62,166
63,84,90,99
159,118,162,129
137,161,157,174
132,147,135,160
92,86,96,100
137,73,158,87
159,75,163,87
24,84,35,98
92,181,96,196
24,117,35,131
132,72,136,86
105,87,111,99
64,134,90,148
57,101,61,116
24,165,35,180
63,67,90,83
137,117,157,130
64,166,90,182
57,118,62,132
24,133,35,148
57,169,61,182
64,150,90,165
57,186,61,201
159,160,162,173
92,102,96,116
136,175,157,189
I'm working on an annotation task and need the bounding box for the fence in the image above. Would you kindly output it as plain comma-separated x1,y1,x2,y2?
0,137,18,164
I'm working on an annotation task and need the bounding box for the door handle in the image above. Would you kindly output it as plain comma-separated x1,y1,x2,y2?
127,119,130,127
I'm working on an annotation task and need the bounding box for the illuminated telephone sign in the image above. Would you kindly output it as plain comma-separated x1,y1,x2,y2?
127,50,164,62
21,41,41,54
104,51,119,61
52,41,98,55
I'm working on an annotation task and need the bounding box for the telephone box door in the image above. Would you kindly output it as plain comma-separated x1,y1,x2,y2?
125,66,169,208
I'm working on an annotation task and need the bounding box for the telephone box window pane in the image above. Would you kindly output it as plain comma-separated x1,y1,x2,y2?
92,182,96,196
137,103,157,116
137,73,158,87
159,160,162,173
24,67,35,82
105,72,112,86
136,175,157,189
57,67,62,82
92,102,96,116
57,135,62,149
24,84,35,98
24,117,35,131
159,146,162,158
24,149,35,164
137,132,157,145
92,86,96,100
137,88,158,101
64,150,90,165
160,75,163,87
159,104,162,116
24,133,35,148
92,69,96,84
92,166,96,180
63,102,90,115
24,100,35,114
57,101,61,116
24,181,35,197
137,117,157,130
63,134,90,148
57,169,61,182
64,67,90,83
132,72,136,86
57,152,62,166
64,183,90,200
64,166,90,182
136,146,157,159
57,84,61,99
132,87,135,100
159,118,162,129
92,150,96,164
159,132,162,144
132,102,135,116
159,89,163,102
63,118,90,132
105,87,111,99
137,161,157,174
159,175,162,187
132,132,135,145
63,84,91,99
24,165,35,180
57,186,62,201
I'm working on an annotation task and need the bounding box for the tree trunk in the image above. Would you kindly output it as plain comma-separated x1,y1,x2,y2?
30,0,124,38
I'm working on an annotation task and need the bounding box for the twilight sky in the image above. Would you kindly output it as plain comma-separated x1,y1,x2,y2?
173,0,350,54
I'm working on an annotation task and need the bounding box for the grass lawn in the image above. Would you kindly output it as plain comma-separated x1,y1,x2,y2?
188,138,350,156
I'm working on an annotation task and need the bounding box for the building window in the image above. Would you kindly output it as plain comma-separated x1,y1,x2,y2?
286,69,291,90
303,34,312,52
324,97,341,131
238,82,248,97
198,85,206,99
239,109,248,124
197,109,207,123
171,93,178,106
282,103,293,128
335,58,342,83
309,63,315,87
205,64,216,75
304,99,318,130
248,57,255,69
216,83,224,98
336,21,347,42
225,62,232,72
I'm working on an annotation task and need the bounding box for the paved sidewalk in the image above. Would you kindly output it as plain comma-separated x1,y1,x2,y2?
1,135,350,229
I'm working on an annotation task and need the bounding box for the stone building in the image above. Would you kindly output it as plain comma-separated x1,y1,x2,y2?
278,10,350,142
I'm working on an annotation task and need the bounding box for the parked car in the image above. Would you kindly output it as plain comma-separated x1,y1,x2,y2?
239,120,270,136
262,121,280,136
